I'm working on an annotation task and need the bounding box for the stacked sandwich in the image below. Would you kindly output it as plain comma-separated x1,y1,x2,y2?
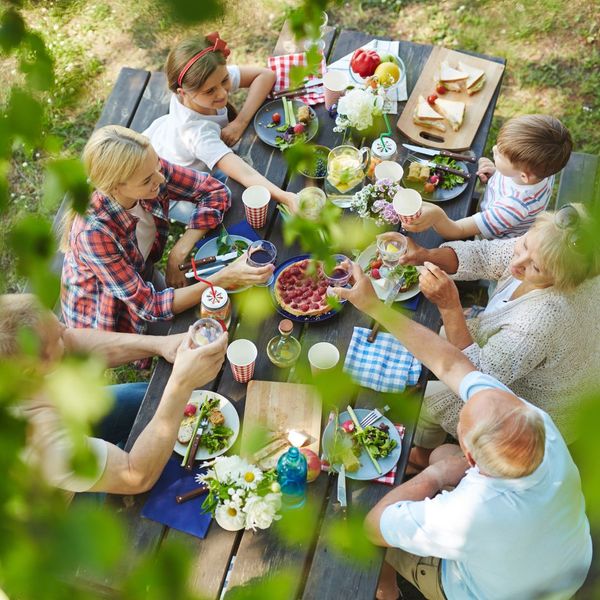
412,60,486,133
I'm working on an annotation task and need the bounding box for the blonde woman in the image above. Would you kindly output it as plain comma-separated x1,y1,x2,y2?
401,204,600,468
61,125,272,338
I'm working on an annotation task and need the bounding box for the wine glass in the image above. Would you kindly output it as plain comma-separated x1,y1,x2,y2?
247,240,277,286
376,232,407,278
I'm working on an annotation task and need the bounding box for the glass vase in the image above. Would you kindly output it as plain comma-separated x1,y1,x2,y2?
348,113,388,147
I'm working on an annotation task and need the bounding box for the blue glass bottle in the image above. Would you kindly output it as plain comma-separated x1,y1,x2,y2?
277,447,307,509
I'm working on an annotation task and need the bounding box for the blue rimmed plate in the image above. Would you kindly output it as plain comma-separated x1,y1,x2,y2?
269,254,345,323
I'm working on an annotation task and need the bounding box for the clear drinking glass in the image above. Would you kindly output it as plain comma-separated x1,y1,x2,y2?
321,254,352,287
247,240,277,286
298,186,326,220
190,318,223,347
376,232,407,277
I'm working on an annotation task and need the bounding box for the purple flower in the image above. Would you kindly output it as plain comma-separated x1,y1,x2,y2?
372,199,386,213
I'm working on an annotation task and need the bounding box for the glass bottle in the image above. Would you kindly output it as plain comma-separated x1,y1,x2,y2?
267,319,301,368
368,138,398,180
277,446,307,509
199,286,231,330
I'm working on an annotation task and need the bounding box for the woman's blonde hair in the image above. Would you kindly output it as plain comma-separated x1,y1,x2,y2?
166,35,227,93
530,204,599,291
59,125,151,251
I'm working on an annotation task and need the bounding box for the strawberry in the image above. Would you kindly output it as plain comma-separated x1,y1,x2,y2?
371,267,381,280
371,258,383,269
183,403,197,417
272,112,281,124
293,123,306,134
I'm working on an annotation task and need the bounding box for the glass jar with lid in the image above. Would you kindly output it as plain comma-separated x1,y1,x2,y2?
368,138,398,180
199,286,231,330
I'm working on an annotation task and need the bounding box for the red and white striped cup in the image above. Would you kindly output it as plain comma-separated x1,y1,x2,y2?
226,339,258,384
323,70,348,110
393,188,423,225
242,185,270,229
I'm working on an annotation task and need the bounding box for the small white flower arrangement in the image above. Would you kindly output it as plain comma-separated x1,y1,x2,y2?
196,455,282,531
349,179,402,227
334,86,386,134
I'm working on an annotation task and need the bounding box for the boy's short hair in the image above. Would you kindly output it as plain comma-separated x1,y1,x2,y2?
496,114,572,179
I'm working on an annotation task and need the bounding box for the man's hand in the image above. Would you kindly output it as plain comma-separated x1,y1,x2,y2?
402,202,446,233
330,262,380,318
221,119,246,147
159,332,187,363
211,252,274,289
398,236,428,266
166,256,188,289
425,451,469,490
477,157,496,183
171,330,228,391
418,262,461,311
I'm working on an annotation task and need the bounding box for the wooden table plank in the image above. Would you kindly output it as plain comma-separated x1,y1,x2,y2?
129,70,171,133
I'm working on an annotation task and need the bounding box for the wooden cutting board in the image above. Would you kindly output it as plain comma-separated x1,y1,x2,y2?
240,380,322,468
396,45,505,151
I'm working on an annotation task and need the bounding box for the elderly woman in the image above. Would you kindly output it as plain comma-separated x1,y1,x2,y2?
402,204,600,468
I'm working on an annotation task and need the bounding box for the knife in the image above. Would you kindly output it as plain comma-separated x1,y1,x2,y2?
175,484,208,504
367,276,406,343
272,78,324,97
402,143,476,163
337,464,347,518
409,155,471,180
178,250,238,272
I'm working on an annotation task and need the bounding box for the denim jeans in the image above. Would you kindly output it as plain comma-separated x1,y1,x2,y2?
94,382,149,447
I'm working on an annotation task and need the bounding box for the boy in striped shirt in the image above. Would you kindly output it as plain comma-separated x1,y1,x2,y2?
404,115,572,239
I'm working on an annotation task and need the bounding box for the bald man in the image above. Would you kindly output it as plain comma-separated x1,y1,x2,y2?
332,265,592,600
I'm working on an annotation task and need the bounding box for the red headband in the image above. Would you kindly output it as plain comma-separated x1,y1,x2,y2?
177,32,231,88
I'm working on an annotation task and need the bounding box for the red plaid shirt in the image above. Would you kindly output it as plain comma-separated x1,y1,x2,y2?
61,158,231,334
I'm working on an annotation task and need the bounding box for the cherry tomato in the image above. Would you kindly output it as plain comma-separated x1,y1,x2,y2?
371,258,383,269
272,112,281,124
183,403,197,417
293,123,306,134
427,94,438,105
429,175,440,185
371,267,381,280
424,182,436,193
435,83,447,95
341,419,355,433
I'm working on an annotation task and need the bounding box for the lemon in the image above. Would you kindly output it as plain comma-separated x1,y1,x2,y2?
374,62,401,87
386,242,400,253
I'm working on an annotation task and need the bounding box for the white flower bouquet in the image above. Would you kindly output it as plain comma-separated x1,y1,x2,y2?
196,455,282,531
349,179,402,227
334,86,385,134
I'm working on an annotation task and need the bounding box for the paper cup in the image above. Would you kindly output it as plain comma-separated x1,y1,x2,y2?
242,185,270,229
393,188,423,224
323,70,348,110
374,161,404,183
227,339,258,383
308,342,340,376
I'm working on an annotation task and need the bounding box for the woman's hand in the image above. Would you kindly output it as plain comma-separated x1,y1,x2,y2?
419,261,461,311
211,252,274,289
330,262,380,318
221,119,246,147
171,330,228,391
399,236,428,266
477,157,496,183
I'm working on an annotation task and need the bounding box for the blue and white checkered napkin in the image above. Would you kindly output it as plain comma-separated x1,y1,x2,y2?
343,327,421,393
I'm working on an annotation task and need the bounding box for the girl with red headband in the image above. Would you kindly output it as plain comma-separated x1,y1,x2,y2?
144,33,298,222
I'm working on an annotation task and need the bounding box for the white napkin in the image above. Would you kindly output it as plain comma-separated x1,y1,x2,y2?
326,40,407,115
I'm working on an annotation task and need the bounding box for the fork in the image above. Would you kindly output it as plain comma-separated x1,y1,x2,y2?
359,405,390,429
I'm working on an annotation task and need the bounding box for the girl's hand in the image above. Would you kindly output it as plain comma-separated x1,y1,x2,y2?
221,119,246,146
280,191,299,215
477,157,496,183
418,262,461,311
402,202,445,233
211,252,274,289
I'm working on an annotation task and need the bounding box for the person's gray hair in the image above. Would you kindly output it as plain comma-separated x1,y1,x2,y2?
0,294,44,358
463,404,546,478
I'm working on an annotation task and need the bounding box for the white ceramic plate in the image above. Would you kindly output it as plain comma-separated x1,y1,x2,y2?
321,408,402,481
356,242,421,302
174,390,240,462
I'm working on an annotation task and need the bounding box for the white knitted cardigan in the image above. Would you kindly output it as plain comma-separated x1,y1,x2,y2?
423,237,600,444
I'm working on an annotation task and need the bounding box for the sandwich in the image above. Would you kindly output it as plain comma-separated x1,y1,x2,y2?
458,61,486,95
433,97,465,132
437,61,468,92
413,95,446,132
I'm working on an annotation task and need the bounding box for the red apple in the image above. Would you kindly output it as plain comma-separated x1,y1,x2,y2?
300,448,321,483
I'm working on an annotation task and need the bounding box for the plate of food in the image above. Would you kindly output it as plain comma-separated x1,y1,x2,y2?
193,227,253,294
322,408,401,481
402,155,469,202
254,98,318,150
349,48,406,90
356,243,420,302
175,390,240,462
269,254,343,323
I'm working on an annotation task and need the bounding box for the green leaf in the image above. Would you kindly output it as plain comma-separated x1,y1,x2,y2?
0,7,26,52
158,0,225,23
44,158,91,214
20,32,54,92
7,88,43,143
224,570,297,600
8,213,55,266
323,510,378,564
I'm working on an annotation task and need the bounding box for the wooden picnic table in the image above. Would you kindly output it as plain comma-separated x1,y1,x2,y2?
87,25,505,600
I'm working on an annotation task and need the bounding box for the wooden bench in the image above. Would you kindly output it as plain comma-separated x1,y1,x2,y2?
555,151,600,208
